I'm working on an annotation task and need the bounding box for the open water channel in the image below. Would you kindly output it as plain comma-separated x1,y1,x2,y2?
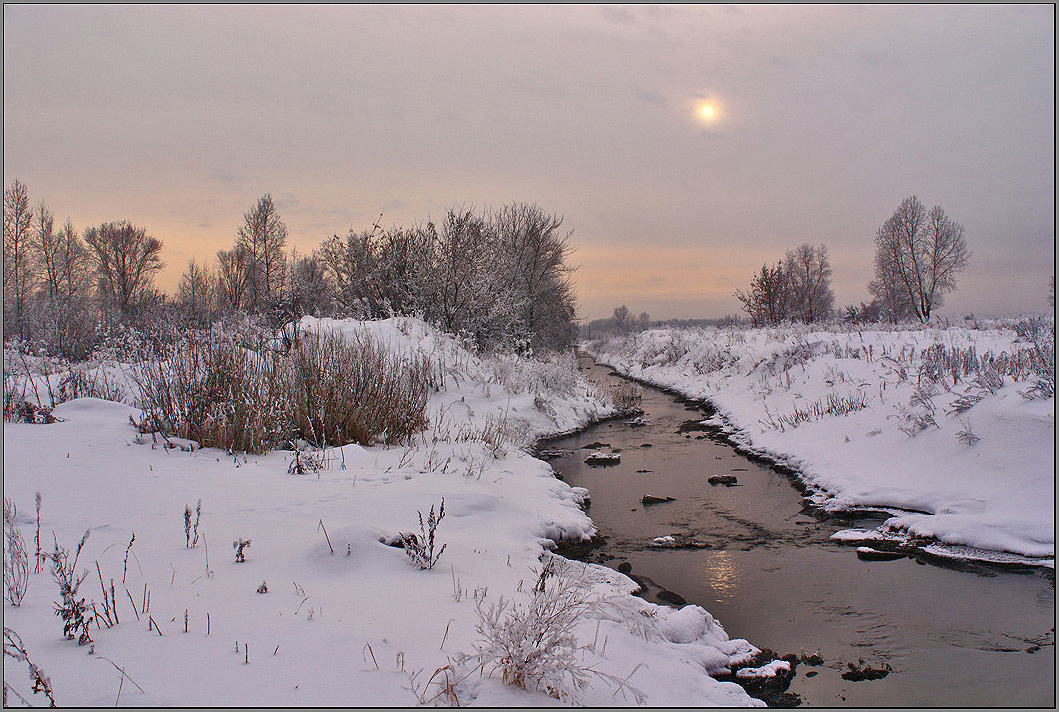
540,355,1055,707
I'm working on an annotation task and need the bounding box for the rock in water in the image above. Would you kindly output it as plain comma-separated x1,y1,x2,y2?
708,475,738,486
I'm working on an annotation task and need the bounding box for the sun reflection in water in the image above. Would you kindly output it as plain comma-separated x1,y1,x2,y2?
704,550,740,599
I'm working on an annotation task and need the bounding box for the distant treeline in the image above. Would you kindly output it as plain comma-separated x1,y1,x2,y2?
4,179,577,359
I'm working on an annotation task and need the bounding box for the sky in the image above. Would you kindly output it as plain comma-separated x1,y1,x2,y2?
4,4,1054,321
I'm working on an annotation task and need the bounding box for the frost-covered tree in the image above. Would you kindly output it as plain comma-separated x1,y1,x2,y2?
83,220,165,319
871,196,970,322
783,243,834,324
176,258,216,326
4,179,34,341
31,218,94,359
735,262,792,327
236,194,288,313
216,245,252,313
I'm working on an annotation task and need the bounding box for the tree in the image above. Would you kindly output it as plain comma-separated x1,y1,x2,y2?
32,217,93,358
735,262,791,327
176,258,216,326
215,245,252,313
612,305,630,331
871,196,970,322
83,221,165,318
236,194,288,313
4,179,34,340
783,243,834,323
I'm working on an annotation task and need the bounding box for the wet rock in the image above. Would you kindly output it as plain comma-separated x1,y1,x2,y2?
708,475,739,486
583,441,610,449
804,670,818,678
641,495,676,505
856,547,906,561
656,589,688,607
585,452,621,466
677,419,711,433
636,469,653,473
640,443,653,448
625,417,651,427
617,562,632,574
841,659,891,681
537,449,567,461
800,653,824,666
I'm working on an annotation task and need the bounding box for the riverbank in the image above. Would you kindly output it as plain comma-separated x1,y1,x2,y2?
3,317,765,707
584,321,1055,568
542,354,1054,708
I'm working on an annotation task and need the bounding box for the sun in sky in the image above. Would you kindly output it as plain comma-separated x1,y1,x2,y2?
695,98,721,125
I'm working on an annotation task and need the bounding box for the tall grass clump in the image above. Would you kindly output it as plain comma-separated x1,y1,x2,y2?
135,332,288,454
288,329,430,447
135,328,430,454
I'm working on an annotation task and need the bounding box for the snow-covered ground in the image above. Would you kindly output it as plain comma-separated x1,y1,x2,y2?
584,320,1055,568
4,317,764,707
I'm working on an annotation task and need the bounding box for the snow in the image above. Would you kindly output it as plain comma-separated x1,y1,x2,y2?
3,317,764,707
585,321,1054,565
736,660,792,679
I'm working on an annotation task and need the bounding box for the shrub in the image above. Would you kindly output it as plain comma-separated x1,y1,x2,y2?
455,556,643,703
48,530,93,645
399,499,447,570
134,327,430,454
3,499,29,606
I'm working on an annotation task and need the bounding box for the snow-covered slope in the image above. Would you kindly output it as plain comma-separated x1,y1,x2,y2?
3,317,763,707
585,321,1054,566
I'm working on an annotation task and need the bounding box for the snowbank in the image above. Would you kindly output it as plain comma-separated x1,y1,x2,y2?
3,317,763,707
585,321,1054,565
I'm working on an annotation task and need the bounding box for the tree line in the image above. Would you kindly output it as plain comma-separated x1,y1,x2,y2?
3,180,577,360
734,196,974,326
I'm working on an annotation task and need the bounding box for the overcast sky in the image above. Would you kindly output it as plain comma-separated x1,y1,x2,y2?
4,4,1054,320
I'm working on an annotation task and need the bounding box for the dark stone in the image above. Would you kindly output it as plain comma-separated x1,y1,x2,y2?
759,691,802,707
856,548,906,562
708,475,738,486
640,443,653,448
583,441,610,449
641,495,676,505
656,589,688,607
841,659,891,682
617,562,632,574
804,671,818,678
800,653,824,666
677,419,711,433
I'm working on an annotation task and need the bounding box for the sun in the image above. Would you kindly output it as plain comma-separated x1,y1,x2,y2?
695,100,720,124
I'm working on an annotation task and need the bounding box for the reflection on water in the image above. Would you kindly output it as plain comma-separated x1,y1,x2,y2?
703,550,740,600
543,355,1055,708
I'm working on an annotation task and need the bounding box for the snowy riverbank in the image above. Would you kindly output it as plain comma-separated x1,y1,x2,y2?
3,317,764,707
584,320,1055,568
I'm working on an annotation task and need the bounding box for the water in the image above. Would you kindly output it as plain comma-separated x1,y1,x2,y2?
541,356,1055,707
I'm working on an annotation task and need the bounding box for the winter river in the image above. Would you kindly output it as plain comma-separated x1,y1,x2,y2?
540,355,1055,707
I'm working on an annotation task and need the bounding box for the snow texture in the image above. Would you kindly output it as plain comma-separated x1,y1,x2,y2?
586,321,1054,564
3,317,762,707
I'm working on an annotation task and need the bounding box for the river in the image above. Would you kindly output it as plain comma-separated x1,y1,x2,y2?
541,355,1055,707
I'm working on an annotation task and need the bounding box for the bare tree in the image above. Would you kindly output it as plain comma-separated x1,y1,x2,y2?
4,180,34,340
216,245,252,313
784,243,834,323
612,304,630,331
177,258,216,326
735,262,792,327
871,196,970,322
83,221,165,318
32,217,93,358
236,194,288,313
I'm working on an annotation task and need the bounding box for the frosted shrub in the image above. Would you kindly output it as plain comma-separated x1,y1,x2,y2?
48,530,93,645
399,499,447,570
3,499,29,606
455,557,643,703
135,328,430,454
288,329,430,447
3,627,55,707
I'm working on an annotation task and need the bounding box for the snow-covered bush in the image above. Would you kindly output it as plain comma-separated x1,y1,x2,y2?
455,557,642,703
134,327,430,454
287,329,430,447
399,499,447,570
3,498,29,606
47,530,92,645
